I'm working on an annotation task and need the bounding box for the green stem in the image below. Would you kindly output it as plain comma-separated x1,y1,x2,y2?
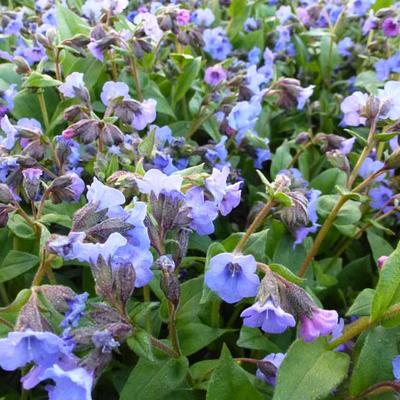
234,199,275,253
32,248,52,287
129,56,143,102
37,89,49,130
348,381,400,400
149,336,179,358
168,302,181,356
0,283,9,305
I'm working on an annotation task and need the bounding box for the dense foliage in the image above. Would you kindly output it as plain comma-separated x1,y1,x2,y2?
0,0,400,399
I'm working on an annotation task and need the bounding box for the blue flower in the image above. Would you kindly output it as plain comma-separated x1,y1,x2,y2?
389,51,400,73
0,115,18,150
369,185,394,212
241,298,296,334
0,330,71,371
205,252,260,303
92,330,119,353
100,81,130,106
359,157,386,182
185,186,218,235
205,167,242,216
87,177,126,212
203,28,232,61
39,364,93,400
205,136,229,168
227,100,262,139
256,353,286,385
248,47,261,65
59,73,87,99
60,292,89,329
135,169,183,198
337,37,353,57
392,355,400,380
191,8,215,27
375,59,391,81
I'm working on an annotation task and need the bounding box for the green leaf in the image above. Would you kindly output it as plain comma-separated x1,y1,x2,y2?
120,356,189,400
273,192,293,207
317,195,361,226
269,263,305,285
127,328,155,361
23,72,62,89
206,345,263,400
0,251,39,283
39,213,72,228
138,128,155,158
237,326,281,352
274,339,350,400
177,322,228,356
227,0,249,40
371,240,400,320
7,213,35,240
355,71,383,95
55,3,90,40
367,230,393,266
310,168,347,195
350,327,400,395
173,57,201,104
347,288,375,317
319,36,338,77
271,141,292,178
143,81,176,118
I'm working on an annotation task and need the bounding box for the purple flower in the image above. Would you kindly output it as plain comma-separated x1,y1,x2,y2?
203,28,232,61
205,136,228,168
60,292,89,329
347,0,373,17
135,169,183,198
100,81,130,106
359,157,386,182
378,81,400,121
244,18,259,32
300,307,338,342
204,66,227,86
392,355,400,380
296,84,314,110
241,298,296,334
88,41,103,61
87,177,126,212
59,73,87,99
256,353,286,385
0,330,71,371
2,84,17,110
185,187,218,235
48,232,86,260
375,59,391,81
205,252,260,303
39,364,93,400
191,8,215,27
132,99,157,130
134,13,163,42
382,18,400,37
377,255,389,269
363,10,378,34
206,167,241,216
63,172,85,202
274,25,293,54
340,92,368,126
0,115,18,150
92,329,119,353
369,185,394,212
337,37,353,57
73,232,127,264
22,168,43,183
176,9,191,26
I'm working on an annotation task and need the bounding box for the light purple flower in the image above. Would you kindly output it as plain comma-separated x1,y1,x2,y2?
340,92,369,126
191,8,215,27
22,168,43,183
135,169,183,198
59,73,86,99
205,167,241,216
378,81,400,121
392,355,400,380
377,255,389,269
87,177,126,212
100,81,130,106
60,292,89,329
0,115,18,150
73,232,127,264
47,232,86,260
382,18,400,37
88,41,103,61
205,252,260,303
256,353,286,385
39,364,93,400
277,5,292,24
359,157,386,182
204,66,227,86
134,13,163,42
362,10,378,34
185,186,218,235
241,298,296,334
296,84,314,110
132,99,157,130
0,330,71,371
64,172,85,202
92,329,119,353
300,307,338,342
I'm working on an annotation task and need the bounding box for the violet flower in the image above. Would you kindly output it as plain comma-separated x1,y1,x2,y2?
299,307,338,342
204,66,227,86
256,353,286,386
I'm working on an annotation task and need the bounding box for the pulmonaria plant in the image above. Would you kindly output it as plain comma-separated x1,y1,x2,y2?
1,0,400,399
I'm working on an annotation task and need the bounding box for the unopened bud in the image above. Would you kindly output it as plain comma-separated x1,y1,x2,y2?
377,255,389,270
0,183,14,203
156,255,175,273
386,147,400,169
326,149,350,172
86,218,133,242
22,168,42,200
13,56,31,74
295,132,310,145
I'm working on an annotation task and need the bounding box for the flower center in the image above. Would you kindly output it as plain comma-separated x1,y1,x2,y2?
227,262,241,277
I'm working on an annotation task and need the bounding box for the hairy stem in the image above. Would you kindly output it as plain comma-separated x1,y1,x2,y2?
129,55,143,102
234,199,275,253
37,89,49,130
